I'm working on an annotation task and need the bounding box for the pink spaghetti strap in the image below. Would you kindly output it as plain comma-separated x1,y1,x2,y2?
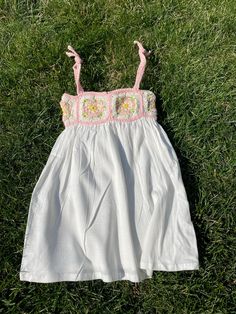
66,45,84,95
133,40,152,90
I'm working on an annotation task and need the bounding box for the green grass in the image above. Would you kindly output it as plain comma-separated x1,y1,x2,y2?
1,0,235,313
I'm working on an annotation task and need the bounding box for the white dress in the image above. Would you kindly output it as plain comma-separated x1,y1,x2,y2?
19,41,199,283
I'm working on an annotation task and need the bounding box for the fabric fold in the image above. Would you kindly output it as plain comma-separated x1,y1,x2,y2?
20,118,199,283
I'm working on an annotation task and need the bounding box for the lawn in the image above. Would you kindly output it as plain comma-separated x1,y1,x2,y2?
0,0,235,313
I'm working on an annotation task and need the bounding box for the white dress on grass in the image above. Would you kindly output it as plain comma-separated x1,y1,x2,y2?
19,40,199,283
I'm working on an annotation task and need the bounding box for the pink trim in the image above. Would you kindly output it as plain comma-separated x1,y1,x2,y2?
140,90,144,115
61,40,155,127
133,41,152,90
78,87,140,96
61,89,157,127
62,88,142,99
108,93,113,120
66,45,84,95
76,94,80,121
62,93,78,98
63,113,157,127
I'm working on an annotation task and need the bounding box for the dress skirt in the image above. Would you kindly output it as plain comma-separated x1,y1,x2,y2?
19,117,199,283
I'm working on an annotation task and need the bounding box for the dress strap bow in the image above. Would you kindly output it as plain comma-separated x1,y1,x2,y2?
133,40,152,90
66,45,84,94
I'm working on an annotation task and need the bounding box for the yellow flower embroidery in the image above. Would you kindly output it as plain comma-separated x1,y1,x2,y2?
114,95,138,118
122,103,130,109
60,101,72,120
81,97,107,121
88,104,98,112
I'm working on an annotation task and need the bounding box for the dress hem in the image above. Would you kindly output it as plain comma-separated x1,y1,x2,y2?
19,262,199,283
140,261,199,272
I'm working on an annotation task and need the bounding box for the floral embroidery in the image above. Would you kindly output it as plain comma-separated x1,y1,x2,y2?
112,93,140,119
147,93,156,111
143,91,157,118
79,96,109,122
60,90,157,127
60,100,73,120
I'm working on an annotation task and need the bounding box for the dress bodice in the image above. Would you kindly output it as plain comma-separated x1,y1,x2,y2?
60,88,157,127
60,41,157,127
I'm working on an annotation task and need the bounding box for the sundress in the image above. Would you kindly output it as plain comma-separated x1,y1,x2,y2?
19,40,199,283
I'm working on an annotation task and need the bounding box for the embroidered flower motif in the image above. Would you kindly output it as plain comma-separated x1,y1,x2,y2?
113,94,140,119
79,96,109,122
143,91,157,118
60,100,72,120
147,93,156,112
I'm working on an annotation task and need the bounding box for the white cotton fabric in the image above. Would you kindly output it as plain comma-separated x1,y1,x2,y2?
19,117,199,283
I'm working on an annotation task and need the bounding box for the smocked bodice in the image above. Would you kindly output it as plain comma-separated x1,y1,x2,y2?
60,88,157,127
